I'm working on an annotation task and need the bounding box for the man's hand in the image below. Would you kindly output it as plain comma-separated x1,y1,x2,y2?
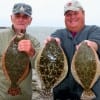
44,36,61,46
18,40,35,57
76,40,98,51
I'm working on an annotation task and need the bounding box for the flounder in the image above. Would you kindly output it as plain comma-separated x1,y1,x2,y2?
35,39,68,99
71,41,100,100
2,33,30,96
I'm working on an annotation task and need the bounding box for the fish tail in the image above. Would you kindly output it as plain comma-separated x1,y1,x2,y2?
8,84,21,96
40,89,53,100
81,90,96,100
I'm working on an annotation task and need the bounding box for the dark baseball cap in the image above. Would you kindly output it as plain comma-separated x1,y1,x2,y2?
12,3,32,16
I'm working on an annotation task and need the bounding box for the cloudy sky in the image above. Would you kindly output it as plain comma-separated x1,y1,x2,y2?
0,0,100,27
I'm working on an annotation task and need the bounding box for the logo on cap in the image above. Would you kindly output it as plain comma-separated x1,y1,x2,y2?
67,2,72,6
20,6,25,12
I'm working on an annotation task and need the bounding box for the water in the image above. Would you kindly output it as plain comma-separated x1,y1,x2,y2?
0,26,61,45
27,26,60,45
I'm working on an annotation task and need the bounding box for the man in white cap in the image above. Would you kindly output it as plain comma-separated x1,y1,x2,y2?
45,0,100,100
0,3,40,100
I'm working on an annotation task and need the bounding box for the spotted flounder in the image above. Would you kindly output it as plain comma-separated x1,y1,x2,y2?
71,41,100,100
35,39,68,98
2,33,30,96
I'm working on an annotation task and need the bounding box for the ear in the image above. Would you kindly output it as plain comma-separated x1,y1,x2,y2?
82,10,85,15
11,15,13,21
28,17,32,25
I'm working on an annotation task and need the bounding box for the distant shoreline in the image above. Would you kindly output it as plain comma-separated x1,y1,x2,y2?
0,27,8,29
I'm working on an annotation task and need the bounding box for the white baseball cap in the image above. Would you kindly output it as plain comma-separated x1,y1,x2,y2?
64,0,84,14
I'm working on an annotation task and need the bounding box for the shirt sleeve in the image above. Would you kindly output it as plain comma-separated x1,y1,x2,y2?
87,25,100,58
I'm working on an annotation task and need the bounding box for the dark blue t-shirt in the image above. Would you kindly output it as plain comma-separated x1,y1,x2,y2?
51,25,100,100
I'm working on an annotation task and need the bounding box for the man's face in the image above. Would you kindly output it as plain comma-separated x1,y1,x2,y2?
64,10,85,32
11,13,32,31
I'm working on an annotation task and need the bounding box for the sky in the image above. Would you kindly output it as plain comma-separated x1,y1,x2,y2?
0,0,100,27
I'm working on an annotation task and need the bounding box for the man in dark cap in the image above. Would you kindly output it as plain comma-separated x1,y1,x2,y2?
0,3,40,100
12,3,32,17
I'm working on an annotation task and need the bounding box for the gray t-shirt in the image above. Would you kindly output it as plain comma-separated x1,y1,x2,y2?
0,27,40,100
